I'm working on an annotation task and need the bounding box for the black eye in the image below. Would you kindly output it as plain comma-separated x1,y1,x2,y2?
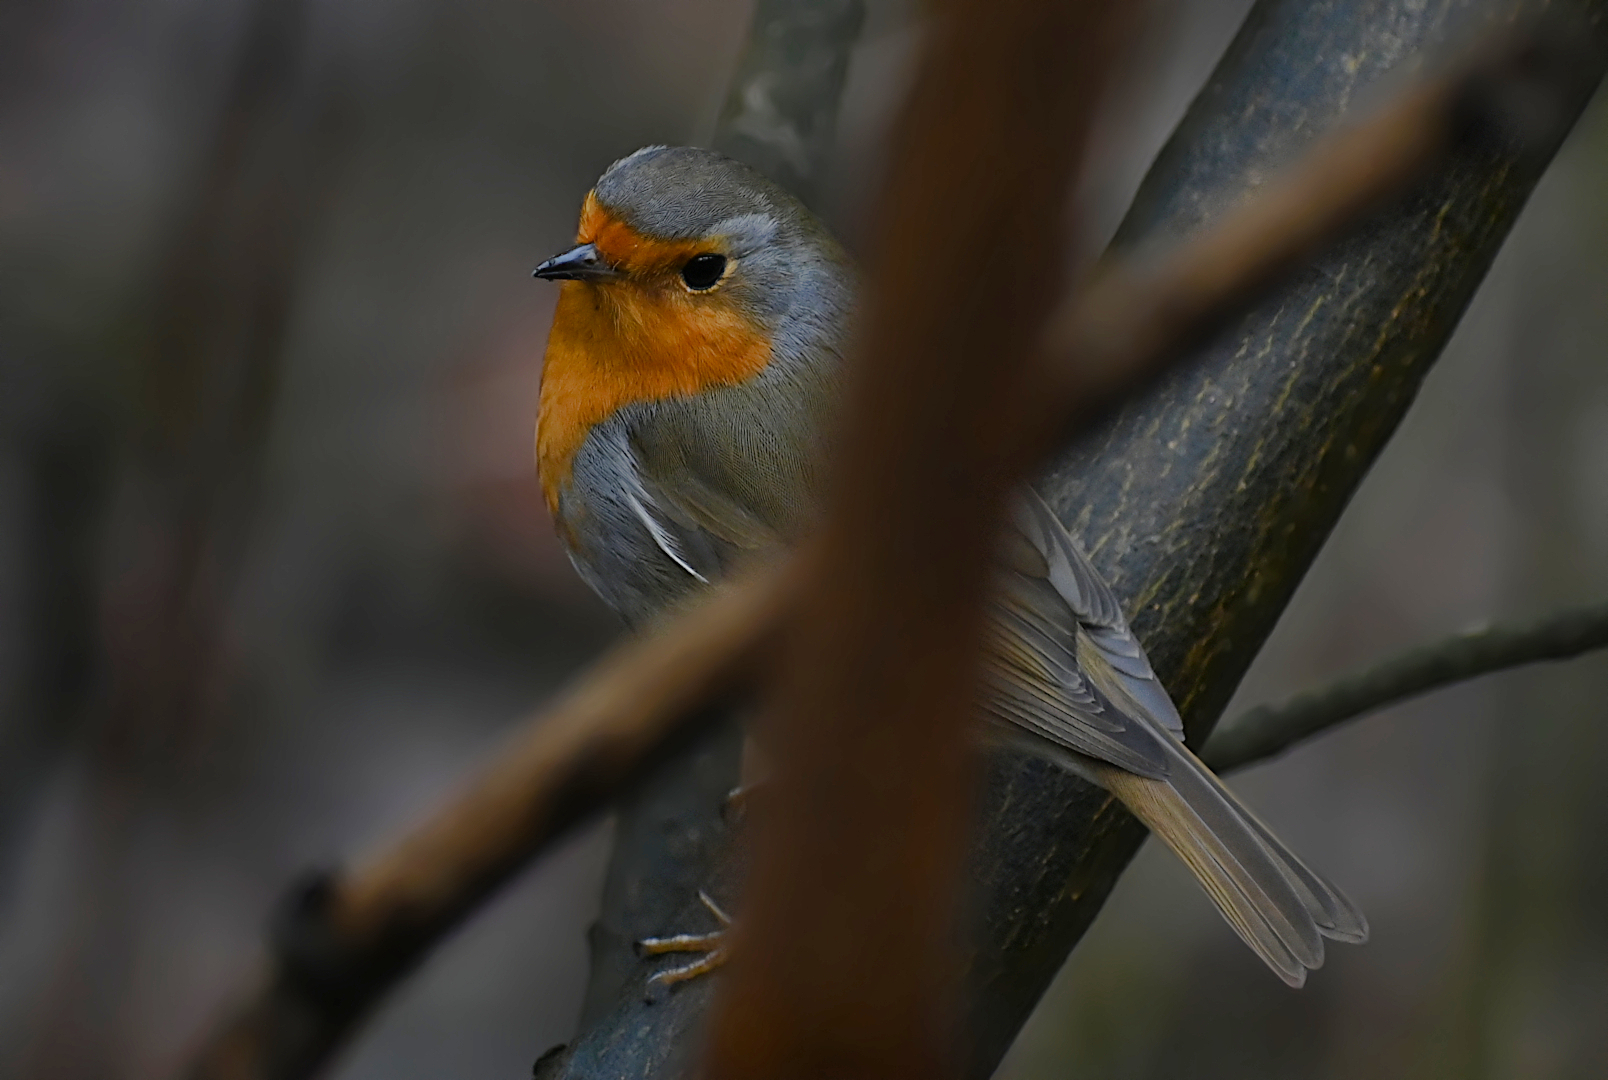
680,253,727,290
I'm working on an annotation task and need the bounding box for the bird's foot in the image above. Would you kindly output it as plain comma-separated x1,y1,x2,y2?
636,890,733,1001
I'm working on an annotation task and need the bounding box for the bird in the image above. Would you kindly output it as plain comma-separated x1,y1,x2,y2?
532,144,1367,992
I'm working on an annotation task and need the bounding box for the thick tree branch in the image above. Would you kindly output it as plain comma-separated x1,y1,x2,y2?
963,4,1605,1071
1029,27,1601,450
1205,599,1608,772
712,0,865,209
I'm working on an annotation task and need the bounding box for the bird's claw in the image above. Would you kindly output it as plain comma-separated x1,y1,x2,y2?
636,890,733,1001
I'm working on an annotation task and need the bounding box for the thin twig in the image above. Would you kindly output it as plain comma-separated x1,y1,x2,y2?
1205,599,1608,772
177,26,1589,1080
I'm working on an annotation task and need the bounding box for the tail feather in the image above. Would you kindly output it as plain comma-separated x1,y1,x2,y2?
1094,735,1362,986
1162,735,1368,944
1097,765,1316,986
1232,792,1369,944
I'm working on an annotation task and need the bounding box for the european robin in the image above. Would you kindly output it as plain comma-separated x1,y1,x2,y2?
533,145,1366,990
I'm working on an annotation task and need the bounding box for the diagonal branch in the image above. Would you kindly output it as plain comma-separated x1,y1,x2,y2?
178,571,787,1080
1205,599,1608,772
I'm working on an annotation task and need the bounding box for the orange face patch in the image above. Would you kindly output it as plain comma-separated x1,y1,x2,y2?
535,195,770,516
577,191,708,276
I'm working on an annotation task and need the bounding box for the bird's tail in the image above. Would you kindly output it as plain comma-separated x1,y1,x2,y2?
1092,737,1367,987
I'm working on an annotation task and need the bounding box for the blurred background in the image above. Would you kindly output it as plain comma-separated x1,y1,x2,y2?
0,1,1604,1079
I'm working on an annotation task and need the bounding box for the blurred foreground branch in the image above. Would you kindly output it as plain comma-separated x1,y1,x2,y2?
181,570,785,1080
1029,28,1593,448
1206,598,1608,771
180,8,1608,1080
701,0,1126,1076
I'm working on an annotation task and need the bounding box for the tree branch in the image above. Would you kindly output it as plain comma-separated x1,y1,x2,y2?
178,572,786,1080
961,5,1605,1071
1205,599,1608,772
712,0,866,209
1028,25,1601,451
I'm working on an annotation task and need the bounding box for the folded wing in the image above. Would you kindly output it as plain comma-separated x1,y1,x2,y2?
988,488,1367,985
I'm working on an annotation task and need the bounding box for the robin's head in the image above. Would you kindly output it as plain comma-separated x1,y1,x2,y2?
534,145,847,338
533,146,852,513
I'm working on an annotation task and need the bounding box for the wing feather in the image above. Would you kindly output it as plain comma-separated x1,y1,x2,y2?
618,428,786,588
980,487,1187,778
1009,489,1185,738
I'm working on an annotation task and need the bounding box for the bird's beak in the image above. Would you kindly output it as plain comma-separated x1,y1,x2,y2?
533,243,621,282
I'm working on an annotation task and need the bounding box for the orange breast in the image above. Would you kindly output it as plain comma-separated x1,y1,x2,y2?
535,227,771,516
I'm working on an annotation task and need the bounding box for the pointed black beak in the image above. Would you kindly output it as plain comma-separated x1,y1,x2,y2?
533,243,620,282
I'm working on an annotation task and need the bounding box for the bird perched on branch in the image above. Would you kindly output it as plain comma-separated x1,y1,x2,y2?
533,145,1366,991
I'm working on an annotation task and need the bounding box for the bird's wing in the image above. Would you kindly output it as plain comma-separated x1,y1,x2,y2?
624,434,785,584
983,488,1185,777
623,422,1185,780
1011,488,1184,737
